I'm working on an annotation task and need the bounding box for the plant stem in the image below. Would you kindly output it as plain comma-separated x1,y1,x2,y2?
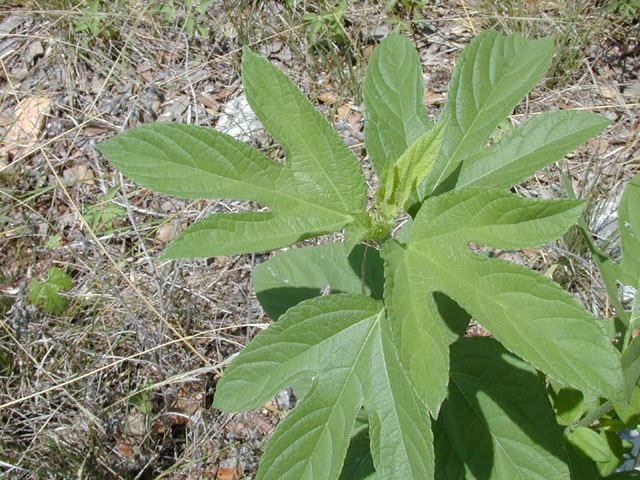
576,400,614,427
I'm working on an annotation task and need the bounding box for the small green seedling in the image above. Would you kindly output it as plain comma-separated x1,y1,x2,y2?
602,0,640,20
152,0,213,37
73,0,105,35
302,0,350,45
29,267,72,314
84,185,126,234
383,0,430,31
130,379,154,416
152,0,177,23
100,31,630,479
72,0,118,41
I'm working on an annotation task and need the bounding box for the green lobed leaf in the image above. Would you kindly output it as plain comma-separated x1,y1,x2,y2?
364,311,433,478
241,47,366,214
171,210,352,258
213,294,433,480
422,30,554,197
364,33,433,175
253,243,383,320
454,110,612,191
383,188,624,407
28,267,73,314
99,48,366,258
440,337,571,480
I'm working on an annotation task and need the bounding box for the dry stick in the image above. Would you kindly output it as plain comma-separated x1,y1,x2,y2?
116,169,170,352
182,32,199,125
0,459,26,472
0,33,128,79
459,0,478,35
39,148,211,366
116,167,173,372
8,6,144,18
0,58,22,107
623,134,640,166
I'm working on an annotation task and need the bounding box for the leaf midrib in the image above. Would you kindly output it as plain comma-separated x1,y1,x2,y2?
391,260,449,409
384,45,419,149
297,312,381,479
243,60,362,215
132,133,356,222
290,120,357,214
374,323,428,478
456,120,604,189
432,42,545,189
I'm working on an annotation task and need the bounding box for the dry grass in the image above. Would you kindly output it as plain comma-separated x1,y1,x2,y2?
0,0,638,478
